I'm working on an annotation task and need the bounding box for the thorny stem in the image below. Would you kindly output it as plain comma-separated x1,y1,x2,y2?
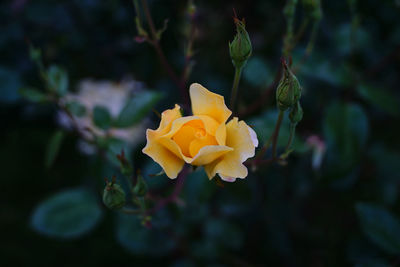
271,110,285,159
230,66,242,113
147,165,189,214
139,0,189,106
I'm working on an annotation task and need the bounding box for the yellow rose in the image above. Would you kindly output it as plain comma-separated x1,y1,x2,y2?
142,83,258,182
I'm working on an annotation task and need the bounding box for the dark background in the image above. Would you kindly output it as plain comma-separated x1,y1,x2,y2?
1,0,400,266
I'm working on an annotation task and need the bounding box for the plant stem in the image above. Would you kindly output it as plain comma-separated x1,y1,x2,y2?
282,0,298,57
285,123,296,151
139,0,189,106
148,165,189,214
271,110,285,158
230,66,242,113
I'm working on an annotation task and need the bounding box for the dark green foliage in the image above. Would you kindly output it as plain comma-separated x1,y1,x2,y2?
31,188,103,238
2,0,400,266
93,105,112,130
356,203,400,254
115,91,162,128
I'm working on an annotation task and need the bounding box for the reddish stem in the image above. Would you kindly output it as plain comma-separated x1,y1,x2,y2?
148,166,189,214
140,0,189,106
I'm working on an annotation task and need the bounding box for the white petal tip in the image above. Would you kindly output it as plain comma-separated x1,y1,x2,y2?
248,126,259,147
219,174,237,182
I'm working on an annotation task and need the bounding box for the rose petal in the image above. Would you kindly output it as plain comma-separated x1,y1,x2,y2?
248,126,259,147
189,83,232,124
142,129,184,179
219,174,237,182
204,117,256,180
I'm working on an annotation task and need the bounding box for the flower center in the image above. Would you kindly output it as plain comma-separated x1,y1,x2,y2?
172,119,218,158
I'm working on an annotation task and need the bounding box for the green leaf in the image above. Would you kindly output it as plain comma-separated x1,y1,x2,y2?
47,65,68,96
356,203,400,254
65,101,86,117
357,84,400,117
323,102,369,174
93,105,111,130
31,188,103,238
45,130,65,168
116,213,175,255
19,87,47,103
115,91,162,128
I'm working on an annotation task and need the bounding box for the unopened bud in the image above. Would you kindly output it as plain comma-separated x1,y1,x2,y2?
289,101,303,124
276,60,302,111
133,173,148,197
103,177,126,210
229,18,252,69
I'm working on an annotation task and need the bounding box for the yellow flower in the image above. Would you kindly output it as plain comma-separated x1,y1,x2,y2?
142,83,258,182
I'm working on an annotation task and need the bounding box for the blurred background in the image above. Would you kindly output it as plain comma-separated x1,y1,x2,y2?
1,0,400,266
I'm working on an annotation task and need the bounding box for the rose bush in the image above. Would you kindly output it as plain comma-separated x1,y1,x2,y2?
142,83,258,182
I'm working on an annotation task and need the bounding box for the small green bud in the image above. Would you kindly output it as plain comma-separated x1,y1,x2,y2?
229,18,252,69
289,101,303,124
133,173,148,197
103,177,126,210
276,60,302,111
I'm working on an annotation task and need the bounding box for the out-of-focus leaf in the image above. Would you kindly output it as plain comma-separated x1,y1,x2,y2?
45,130,65,168
357,84,400,117
65,101,86,117
191,218,243,261
298,54,353,87
184,168,216,204
0,67,21,103
369,144,400,204
204,218,243,250
347,237,387,266
19,87,48,103
243,57,271,87
369,144,400,181
47,65,68,96
323,102,368,175
93,105,111,130
115,91,162,128
115,213,175,256
248,109,307,153
356,203,400,254
334,24,372,56
31,188,103,238
354,260,390,267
